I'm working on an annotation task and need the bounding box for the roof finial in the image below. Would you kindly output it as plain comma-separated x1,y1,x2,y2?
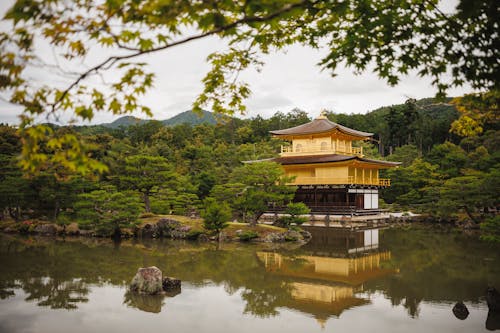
316,110,328,119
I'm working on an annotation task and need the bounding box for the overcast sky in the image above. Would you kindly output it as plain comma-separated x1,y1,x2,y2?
0,0,472,125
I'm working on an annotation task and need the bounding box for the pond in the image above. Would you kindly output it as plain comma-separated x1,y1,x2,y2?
0,226,499,333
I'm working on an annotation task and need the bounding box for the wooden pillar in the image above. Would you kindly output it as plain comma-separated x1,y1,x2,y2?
314,187,317,207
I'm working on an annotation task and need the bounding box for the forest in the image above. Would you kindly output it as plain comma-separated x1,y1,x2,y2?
0,98,498,240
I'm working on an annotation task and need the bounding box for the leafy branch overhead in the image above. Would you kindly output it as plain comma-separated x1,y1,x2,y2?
0,0,498,174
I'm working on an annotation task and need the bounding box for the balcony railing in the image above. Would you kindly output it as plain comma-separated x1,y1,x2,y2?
281,144,363,156
288,176,391,187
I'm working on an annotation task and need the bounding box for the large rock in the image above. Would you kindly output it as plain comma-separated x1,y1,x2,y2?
156,218,181,237
283,230,303,242
65,223,80,235
139,223,158,238
170,226,191,239
299,230,312,241
33,224,57,235
138,218,183,238
130,266,163,295
263,232,285,243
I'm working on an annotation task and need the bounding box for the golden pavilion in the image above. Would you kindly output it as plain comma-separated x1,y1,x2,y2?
269,112,400,214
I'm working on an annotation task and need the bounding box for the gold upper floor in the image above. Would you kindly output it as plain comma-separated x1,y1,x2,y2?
283,163,391,187
280,135,364,157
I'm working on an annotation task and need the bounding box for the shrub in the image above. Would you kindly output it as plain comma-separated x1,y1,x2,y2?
281,202,310,228
481,216,500,242
201,198,231,235
238,231,259,241
186,229,204,240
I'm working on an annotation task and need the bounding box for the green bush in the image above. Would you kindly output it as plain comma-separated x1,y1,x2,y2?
280,202,310,228
284,234,298,242
238,231,259,241
186,229,204,240
201,198,231,234
480,216,500,242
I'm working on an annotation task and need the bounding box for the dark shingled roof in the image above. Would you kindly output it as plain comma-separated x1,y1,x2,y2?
272,154,401,167
270,118,373,138
273,154,355,165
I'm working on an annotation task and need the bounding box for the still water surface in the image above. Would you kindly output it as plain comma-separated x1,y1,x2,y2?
0,226,499,333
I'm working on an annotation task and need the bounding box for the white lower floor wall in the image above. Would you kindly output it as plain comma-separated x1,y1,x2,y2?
364,192,379,209
348,188,379,209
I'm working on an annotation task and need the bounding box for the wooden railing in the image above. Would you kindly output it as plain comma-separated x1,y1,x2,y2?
378,178,391,186
289,176,391,187
281,144,363,157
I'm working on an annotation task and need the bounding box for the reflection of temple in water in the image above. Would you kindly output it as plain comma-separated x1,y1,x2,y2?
257,228,396,327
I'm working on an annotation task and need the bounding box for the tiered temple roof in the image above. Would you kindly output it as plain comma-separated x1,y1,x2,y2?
270,113,373,140
273,154,400,168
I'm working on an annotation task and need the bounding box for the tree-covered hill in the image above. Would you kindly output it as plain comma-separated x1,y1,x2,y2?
162,110,218,126
100,110,219,129
102,116,149,129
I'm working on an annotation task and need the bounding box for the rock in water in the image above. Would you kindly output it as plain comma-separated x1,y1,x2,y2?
487,287,500,313
130,266,163,294
452,302,469,320
162,277,181,291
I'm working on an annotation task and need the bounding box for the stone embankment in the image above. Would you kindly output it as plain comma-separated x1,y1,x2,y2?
0,216,311,243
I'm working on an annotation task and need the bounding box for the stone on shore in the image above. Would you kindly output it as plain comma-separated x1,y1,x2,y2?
33,224,57,235
162,277,181,291
130,266,163,295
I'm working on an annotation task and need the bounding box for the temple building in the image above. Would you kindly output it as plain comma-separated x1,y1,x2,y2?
269,112,400,214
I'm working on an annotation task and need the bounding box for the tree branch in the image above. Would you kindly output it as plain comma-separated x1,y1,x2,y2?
49,0,312,113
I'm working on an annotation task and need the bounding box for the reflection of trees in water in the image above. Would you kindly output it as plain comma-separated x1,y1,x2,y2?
23,278,89,310
0,230,498,319
0,236,294,317
382,278,423,317
123,289,181,314
0,281,16,300
365,227,500,317
241,282,293,318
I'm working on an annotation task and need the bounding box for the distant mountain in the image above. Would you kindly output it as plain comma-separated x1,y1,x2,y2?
102,116,149,128
102,110,218,128
162,110,217,126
